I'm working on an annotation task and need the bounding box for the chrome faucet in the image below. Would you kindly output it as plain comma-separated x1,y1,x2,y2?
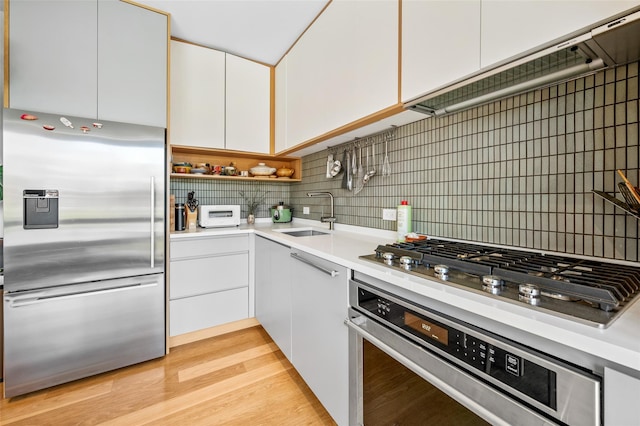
307,191,335,230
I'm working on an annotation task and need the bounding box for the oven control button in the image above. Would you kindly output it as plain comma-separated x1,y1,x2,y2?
505,353,522,376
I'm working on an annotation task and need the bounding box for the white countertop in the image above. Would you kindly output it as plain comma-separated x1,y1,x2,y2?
170,219,640,375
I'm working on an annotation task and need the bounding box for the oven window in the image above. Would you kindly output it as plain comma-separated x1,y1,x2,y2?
363,340,489,426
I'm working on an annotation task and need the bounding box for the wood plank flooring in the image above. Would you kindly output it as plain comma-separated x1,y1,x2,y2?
0,325,336,426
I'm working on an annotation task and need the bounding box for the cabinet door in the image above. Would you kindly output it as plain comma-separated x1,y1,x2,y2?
285,0,398,148
170,41,225,148
402,1,481,102
226,54,271,153
170,288,248,336
254,236,292,360
481,0,640,68
169,235,249,336
98,0,168,127
274,57,287,153
290,250,348,426
604,367,640,425
9,0,98,117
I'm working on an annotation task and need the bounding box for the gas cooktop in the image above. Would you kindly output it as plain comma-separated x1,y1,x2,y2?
360,239,640,328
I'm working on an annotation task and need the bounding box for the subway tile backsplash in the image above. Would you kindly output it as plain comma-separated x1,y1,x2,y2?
293,61,640,262
170,178,290,219
172,61,640,262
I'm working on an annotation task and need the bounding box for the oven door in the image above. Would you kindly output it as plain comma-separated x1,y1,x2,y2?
346,281,601,426
347,308,560,426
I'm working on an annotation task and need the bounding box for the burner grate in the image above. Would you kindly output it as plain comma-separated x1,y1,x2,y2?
371,239,640,313
495,255,640,311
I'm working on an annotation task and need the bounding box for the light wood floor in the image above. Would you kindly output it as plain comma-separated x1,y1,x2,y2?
0,325,336,426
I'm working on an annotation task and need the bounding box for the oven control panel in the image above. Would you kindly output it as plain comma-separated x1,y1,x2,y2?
362,286,557,409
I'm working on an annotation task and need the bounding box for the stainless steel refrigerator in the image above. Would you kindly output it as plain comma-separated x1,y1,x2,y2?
2,108,166,397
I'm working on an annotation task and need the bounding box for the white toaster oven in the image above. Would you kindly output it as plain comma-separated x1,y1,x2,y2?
197,205,241,228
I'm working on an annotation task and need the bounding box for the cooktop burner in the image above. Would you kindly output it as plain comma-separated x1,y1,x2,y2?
359,239,640,328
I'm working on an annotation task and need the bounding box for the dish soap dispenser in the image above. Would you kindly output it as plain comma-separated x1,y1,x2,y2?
397,200,412,242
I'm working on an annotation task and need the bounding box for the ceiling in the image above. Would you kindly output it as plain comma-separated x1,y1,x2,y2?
138,0,330,65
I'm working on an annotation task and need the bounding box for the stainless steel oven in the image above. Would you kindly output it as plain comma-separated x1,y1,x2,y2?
346,273,603,426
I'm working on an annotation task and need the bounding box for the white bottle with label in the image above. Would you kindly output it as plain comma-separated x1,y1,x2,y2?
397,200,412,242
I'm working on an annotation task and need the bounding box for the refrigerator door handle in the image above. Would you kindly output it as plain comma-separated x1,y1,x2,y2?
5,281,159,308
150,176,155,269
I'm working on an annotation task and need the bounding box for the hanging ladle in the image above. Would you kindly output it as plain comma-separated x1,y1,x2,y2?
363,142,376,184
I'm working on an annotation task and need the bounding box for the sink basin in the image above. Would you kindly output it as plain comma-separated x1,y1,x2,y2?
279,229,329,237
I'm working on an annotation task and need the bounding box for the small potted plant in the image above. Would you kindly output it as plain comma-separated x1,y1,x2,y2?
239,186,268,225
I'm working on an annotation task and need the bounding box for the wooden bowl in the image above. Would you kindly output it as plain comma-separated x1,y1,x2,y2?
173,165,191,174
276,167,295,178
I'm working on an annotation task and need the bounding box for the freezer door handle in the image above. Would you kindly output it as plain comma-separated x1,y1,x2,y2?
5,281,159,308
150,176,155,269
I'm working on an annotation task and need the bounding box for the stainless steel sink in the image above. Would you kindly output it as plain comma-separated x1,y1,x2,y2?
280,229,329,237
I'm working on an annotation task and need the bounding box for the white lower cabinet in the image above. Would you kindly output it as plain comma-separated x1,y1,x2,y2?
169,235,249,336
604,367,640,425
255,236,293,360
290,250,349,426
255,236,349,425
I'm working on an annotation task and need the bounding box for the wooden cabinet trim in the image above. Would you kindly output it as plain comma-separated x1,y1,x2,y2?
277,103,404,157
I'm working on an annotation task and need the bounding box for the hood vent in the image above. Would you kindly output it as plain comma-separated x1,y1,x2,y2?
406,9,640,117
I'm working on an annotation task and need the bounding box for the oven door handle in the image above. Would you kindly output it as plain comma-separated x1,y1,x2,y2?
344,314,514,426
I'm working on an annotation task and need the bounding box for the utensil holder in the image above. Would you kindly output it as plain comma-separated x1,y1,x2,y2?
186,206,198,229
618,182,640,211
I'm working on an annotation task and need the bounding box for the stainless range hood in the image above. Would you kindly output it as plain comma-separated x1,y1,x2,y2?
406,9,640,116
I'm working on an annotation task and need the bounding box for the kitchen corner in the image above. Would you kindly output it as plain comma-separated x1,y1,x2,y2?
169,215,640,424
170,218,640,373
5,0,640,424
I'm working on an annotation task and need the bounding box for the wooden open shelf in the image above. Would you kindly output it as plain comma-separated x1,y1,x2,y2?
171,145,302,182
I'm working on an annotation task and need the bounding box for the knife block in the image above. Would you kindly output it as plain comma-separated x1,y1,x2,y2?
186,206,198,230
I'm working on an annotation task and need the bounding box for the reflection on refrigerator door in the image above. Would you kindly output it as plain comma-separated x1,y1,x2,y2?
3,274,165,397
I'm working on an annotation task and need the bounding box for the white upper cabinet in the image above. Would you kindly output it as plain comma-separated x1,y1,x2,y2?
284,0,398,148
481,0,640,68
170,41,226,149
170,41,271,153
98,0,168,128
8,0,168,127
402,0,481,103
226,54,271,154
9,0,98,118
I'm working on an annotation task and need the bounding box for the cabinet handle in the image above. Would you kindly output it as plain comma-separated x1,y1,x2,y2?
290,252,339,277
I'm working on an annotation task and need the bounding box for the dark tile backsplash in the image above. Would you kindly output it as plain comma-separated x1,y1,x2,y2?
172,61,640,262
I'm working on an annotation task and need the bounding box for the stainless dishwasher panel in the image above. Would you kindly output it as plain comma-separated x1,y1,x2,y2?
3,274,165,397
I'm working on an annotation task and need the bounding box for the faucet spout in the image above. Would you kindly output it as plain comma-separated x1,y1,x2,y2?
306,191,335,230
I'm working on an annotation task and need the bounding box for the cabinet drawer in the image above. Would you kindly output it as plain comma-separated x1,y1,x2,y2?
170,234,248,259
169,287,249,336
170,252,248,299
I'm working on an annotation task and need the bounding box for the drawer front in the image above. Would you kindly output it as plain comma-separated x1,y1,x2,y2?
170,252,248,299
170,234,248,259
169,287,249,336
